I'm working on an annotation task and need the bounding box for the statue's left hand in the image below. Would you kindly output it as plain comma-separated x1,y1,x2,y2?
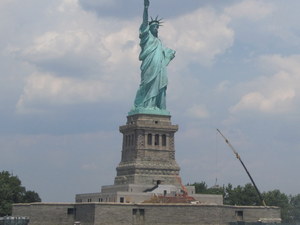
171,51,176,60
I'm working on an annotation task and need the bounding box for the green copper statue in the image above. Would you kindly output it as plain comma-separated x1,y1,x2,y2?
129,0,176,116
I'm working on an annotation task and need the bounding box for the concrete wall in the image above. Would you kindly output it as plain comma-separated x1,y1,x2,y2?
90,204,280,225
191,194,224,205
76,191,154,204
13,203,281,225
75,204,95,225
76,184,200,204
13,203,75,225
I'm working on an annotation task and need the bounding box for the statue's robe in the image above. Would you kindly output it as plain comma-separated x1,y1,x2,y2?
134,23,175,110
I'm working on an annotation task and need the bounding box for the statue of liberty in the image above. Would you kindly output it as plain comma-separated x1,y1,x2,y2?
129,0,176,115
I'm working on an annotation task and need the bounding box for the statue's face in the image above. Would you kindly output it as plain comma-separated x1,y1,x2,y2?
150,24,159,37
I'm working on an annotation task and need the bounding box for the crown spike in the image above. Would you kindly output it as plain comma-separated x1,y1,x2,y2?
149,15,164,26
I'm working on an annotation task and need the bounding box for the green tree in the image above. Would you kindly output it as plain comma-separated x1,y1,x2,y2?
191,182,224,195
224,183,260,206
262,189,289,222
191,181,300,223
191,182,208,194
290,194,300,223
23,190,41,203
0,171,41,216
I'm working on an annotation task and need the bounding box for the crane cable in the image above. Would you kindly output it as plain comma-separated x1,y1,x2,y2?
215,130,220,187
216,129,266,207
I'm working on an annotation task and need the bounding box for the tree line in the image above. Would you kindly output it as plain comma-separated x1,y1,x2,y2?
190,181,300,223
0,171,41,217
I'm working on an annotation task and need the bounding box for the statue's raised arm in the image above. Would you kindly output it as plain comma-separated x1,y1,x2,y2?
142,0,150,27
129,0,176,116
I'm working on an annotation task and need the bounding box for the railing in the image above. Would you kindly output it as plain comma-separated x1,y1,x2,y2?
0,217,29,225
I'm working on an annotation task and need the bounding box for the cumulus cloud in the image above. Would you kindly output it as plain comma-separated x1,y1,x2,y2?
162,7,234,66
17,30,110,76
14,0,139,78
11,0,141,113
22,30,107,60
224,0,274,21
58,0,81,12
261,54,300,75
230,87,295,114
16,72,119,113
186,104,210,119
230,54,300,114
78,0,116,8
215,80,231,93
15,25,140,112
81,163,98,171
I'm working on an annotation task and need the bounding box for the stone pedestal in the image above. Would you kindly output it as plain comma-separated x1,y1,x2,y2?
76,114,205,204
115,114,181,187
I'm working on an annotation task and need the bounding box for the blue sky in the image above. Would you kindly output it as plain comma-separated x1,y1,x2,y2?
1,0,300,202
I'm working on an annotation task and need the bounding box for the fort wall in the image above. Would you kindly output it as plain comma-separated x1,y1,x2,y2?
13,203,281,225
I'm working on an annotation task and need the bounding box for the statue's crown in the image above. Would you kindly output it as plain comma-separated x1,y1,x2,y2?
149,16,163,26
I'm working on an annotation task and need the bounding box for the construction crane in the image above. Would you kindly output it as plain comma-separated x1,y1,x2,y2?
216,129,267,207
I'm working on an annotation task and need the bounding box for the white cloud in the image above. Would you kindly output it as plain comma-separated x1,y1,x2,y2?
187,104,210,119
16,72,117,114
102,23,140,70
230,87,295,114
15,24,140,112
78,0,117,8
20,30,109,63
215,80,231,93
157,7,235,110
10,0,141,113
81,163,98,171
260,54,300,75
58,0,80,12
225,0,274,21
11,0,139,73
161,7,234,66
230,55,300,114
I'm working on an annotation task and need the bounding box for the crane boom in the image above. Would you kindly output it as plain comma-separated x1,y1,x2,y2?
216,129,266,206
